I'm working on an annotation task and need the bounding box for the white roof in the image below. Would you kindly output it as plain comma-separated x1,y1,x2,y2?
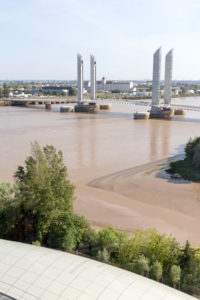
0,239,195,300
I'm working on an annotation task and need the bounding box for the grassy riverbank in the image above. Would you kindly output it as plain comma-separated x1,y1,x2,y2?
167,137,200,182
0,100,11,106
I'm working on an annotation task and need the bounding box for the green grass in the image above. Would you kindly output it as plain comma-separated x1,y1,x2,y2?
142,164,166,176
167,159,200,182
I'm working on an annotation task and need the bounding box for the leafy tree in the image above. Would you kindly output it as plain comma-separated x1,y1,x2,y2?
136,255,150,276
68,87,77,96
97,248,110,263
0,182,12,204
14,141,75,243
111,89,121,94
185,137,200,161
3,83,9,98
47,213,92,250
193,143,200,169
143,229,181,273
151,261,163,281
180,241,194,271
0,182,16,238
118,230,145,264
170,265,181,288
98,226,127,253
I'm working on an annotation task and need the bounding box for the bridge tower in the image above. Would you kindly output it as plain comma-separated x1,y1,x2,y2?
164,49,173,105
90,55,96,101
77,54,84,102
152,47,161,106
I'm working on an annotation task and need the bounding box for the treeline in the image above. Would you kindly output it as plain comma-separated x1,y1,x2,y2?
0,142,200,297
168,137,200,182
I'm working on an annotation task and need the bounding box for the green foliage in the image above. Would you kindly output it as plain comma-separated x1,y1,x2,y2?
170,265,181,288
1,142,200,297
13,142,75,242
136,255,150,276
68,87,77,96
168,137,200,181
32,241,41,246
111,89,121,93
0,182,12,205
97,248,110,263
0,142,96,252
98,226,126,251
118,229,180,273
151,261,163,281
47,213,94,250
193,143,200,169
185,137,200,162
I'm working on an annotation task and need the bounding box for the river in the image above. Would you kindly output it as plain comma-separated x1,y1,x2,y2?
1,97,200,245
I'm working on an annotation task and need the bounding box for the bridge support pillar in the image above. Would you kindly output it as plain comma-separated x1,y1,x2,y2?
45,103,51,110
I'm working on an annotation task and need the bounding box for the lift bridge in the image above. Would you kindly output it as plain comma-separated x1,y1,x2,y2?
8,98,200,113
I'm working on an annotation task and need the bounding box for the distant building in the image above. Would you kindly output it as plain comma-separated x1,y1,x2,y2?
172,87,181,96
96,77,134,93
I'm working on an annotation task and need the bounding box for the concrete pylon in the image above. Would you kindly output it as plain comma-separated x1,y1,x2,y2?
164,49,173,105
77,54,83,102
152,47,161,106
90,55,96,100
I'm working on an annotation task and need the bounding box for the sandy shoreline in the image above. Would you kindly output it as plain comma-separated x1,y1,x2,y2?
73,154,200,247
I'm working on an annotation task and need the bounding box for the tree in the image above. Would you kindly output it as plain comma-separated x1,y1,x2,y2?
14,141,75,243
3,83,10,98
181,240,194,271
97,248,110,263
0,182,12,204
170,265,181,288
185,137,200,161
151,261,163,282
111,89,121,94
68,87,77,96
47,212,93,250
136,255,150,276
193,143,200,169
98,226,127,252
0,182,16,238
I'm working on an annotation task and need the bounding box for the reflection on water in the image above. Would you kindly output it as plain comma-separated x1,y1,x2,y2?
0,99,200,182
149,120,171,160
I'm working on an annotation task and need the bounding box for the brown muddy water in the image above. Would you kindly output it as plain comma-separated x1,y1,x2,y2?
1,97,200,246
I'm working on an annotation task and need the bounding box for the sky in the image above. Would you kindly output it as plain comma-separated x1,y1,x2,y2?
0,0,200,80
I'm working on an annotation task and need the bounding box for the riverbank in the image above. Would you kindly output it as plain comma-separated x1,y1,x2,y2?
73,154,200,247
0,100,10,106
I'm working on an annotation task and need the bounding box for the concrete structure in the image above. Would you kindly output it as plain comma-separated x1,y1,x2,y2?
77,54,84,102
164,49,173,105
60,106,73,112
134,112,150,120
90,55,96,100
152,47,161,106
99,104,111,110
96,77,134,93
0,239,195,300
174,109,186,116
150,106,174,119
45,103,51,110
75,102,99,113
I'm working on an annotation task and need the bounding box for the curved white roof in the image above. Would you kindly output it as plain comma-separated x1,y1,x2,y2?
0,239,195,300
